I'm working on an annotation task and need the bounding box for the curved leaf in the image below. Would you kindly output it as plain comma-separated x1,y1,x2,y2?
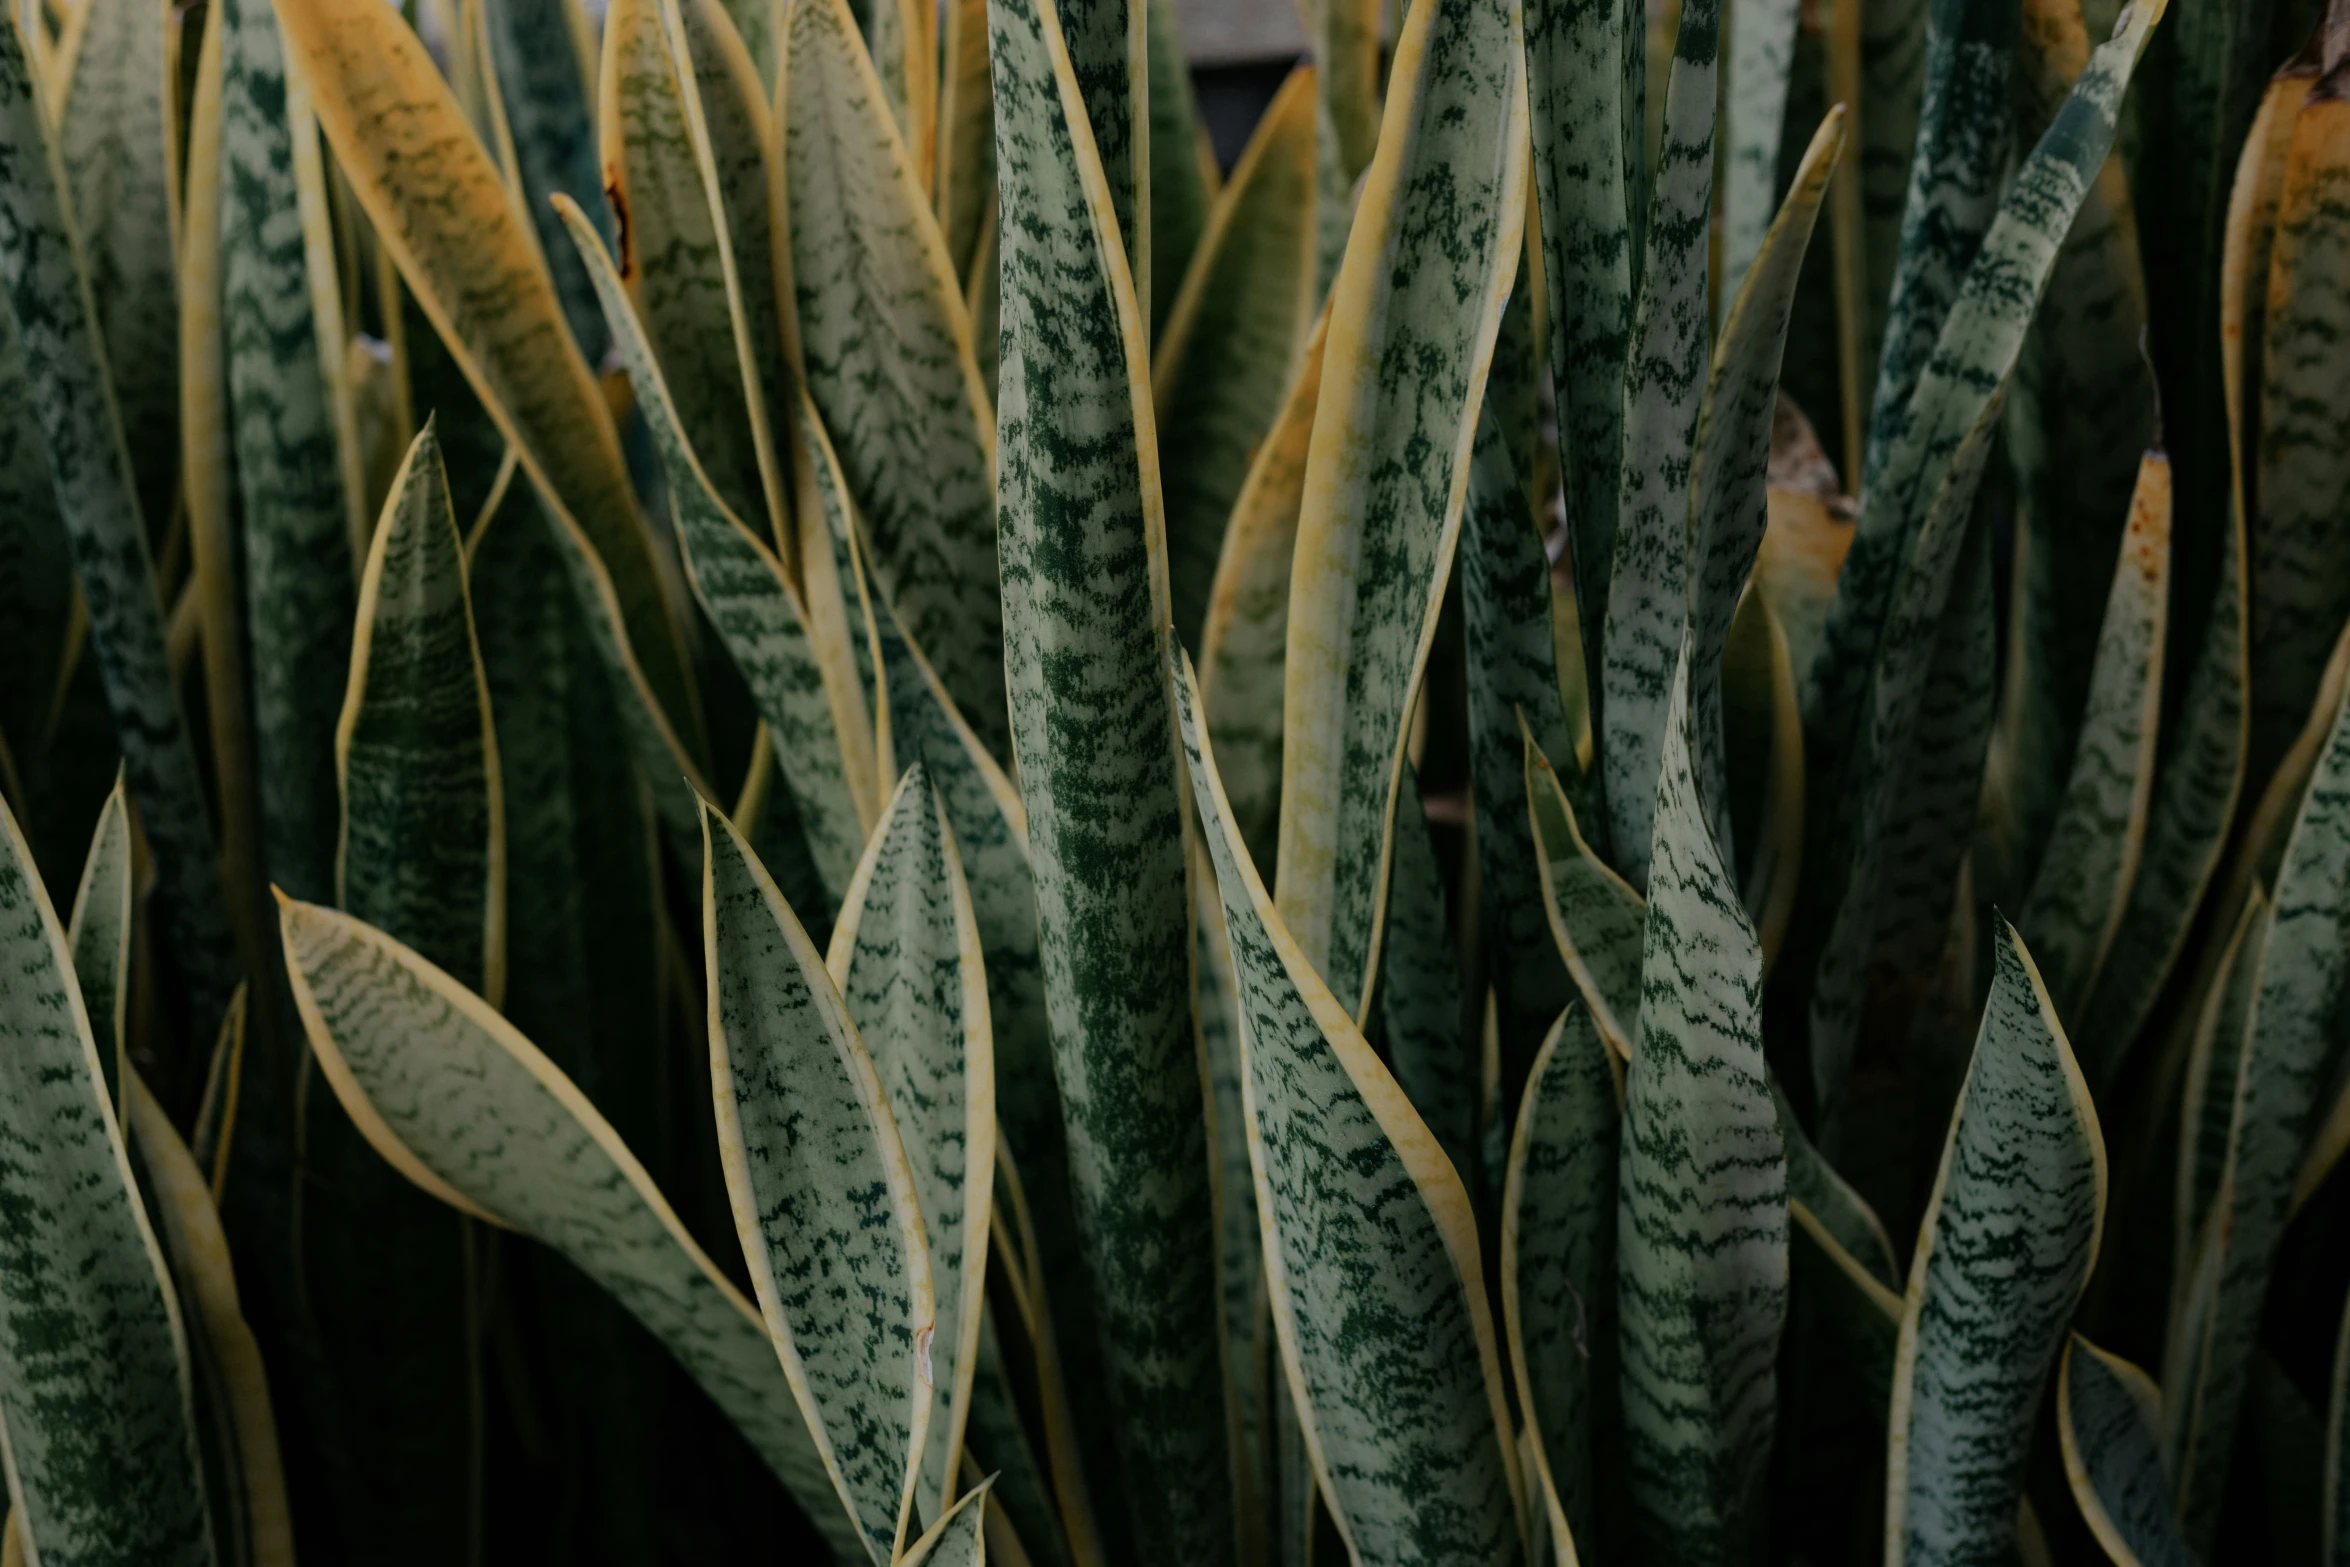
477,0,610,360
1274,0,1529,1015
1720,0,1802,311
274,892,862,1560
1887,916,2104,1567
702,802,934,1566
65,776,130,1112
2057,1336,2193,1567
1176,641,1525,1567
905,1477,994,1567
0,794,211,1567
1526,729,1646,1060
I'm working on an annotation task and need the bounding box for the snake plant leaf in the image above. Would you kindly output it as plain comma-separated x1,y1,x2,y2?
560,194,875,901
702,801,935,1566
1464,395,1577,1122
478,0,610,359
793,395,886,803
216,0,355,908
1775,1077,1900,1289
855,0,938,184
65,775,130,1112
989,0,1235,1551
0,794,212,1567
1503,1005,1622,1559
1678,110,1844,869
274,0,707,780
2161,669,2350,1552
599,0,767,532
1720,0,1802,312
2013,451,2169,1020
825,765,998,1528
964,1309,1075,1567
1724,587,1805,971
336,420,504,1001
1191,833,1266,1481
1142,0,1211,335
1380,766,1474,1184
1526,727,1646,1061
1151,65,1318,648
719,0,780,82
2175,889,2270,1301
1312,0,1382,190
2056,1336,2194,1567
905,1477,994,1567
274,893,864,1561
0,5,234,1025
1616,649,1785,1560
1198,311,1327,880
1274,0,1528,1014
1175,640,1526,1567
1594,0,1727,881
2251,60,2350,794
783,0,1006,760
1525,0,1643,690
1887,915,2104,1567
935,0,996,281
122,1071,296,1567
56,0,175,539
1808,0,2162,778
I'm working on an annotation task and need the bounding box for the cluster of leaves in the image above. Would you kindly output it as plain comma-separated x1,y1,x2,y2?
0,0,2348,1559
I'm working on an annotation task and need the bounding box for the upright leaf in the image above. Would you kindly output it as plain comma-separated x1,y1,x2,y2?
905,1479,994,1567
478,0,611,359
274,894,864,1560
934,0,996,280
2056,1336,2194,1567
0,794,212,1567
1275,0,1529,1013
1142,0,1211,335
1176,643,1525,1567
703,803,935,1566
988,0,1234,1549
64,776,130,1112
1886,917,2104,1567
1720,0,1802,311
1380,766,1474,1183
1527,733,1647,1060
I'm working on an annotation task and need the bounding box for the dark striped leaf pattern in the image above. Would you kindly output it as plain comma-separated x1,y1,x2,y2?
2057,1336,2194,1567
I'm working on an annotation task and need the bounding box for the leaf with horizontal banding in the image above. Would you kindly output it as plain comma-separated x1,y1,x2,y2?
56,0,175,539
782,0,1005,758
273,0,707,777
2014,451,2169,1021
1151,65,1317,647
701,801,934,1565
2161,664,2350,1553
1275,0,1528,1014
824,765,997,1528
558,193,874,902
988,0,1232,1551
1616,647,1785,1559
1380,765,1474,1185
0,6,234,1024
1504,1005,1621,1561
1191,831,1264,1486
905,1477,994,1567
934,0,995,281
65,775,130,1112
2057,1336,2194,1567
123,1070,296,1567
1887,916,2104,1567
1142,0,1211,335
0,793,212,1567
1198,311,1325,881
1175,639,1525,1567
478,0,610,358
273,892,863,1560
1595,0,1727,882
1526,727,1645,1061
1719,0,1801,312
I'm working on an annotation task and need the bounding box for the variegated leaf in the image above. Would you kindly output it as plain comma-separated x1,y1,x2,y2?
1175,641,1525,1567
702,802,934,1565
1503,1005,1621,1560
274,892,863,1560
1275,0,1528,1014
0,793,211,1567
65,775,130,1112
988,0,1233,1550
2057,1336,2193,1567
1526,728,1646,1060
1887,916,2104,1567
905,1477,994,1567
782,0,1006,758
1192,830,1263,1484
1380,765,1474,1184
1719,0,1802,311
1142,0,1211,335
478,0,610,359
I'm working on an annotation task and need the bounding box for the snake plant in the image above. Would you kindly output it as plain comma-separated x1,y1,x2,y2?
3,0,2350,1560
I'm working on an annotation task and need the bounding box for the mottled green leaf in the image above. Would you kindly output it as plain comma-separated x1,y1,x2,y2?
1617,650,1785,1560
1176,641,1525,1567
1193,831,1263,1479
274,892,862,1561
1142,0,1210,336
479,0,610,359
1151,65,1318,648
1720,0,1802,311
905,1477,994,1567
1526,729,1646,1060
702,802,934,1566
1275,0,1528,1013
1887,917,2104,1567
783,0,1005,757
1776,1076,1900,1290
962,1310,1073,1567
825,765,997,1527
0,793,211,1567
988,0,1233,1549
720,0,780,83
2014,452,2169,1020
1503,1006,1621,1559
65,775,130,1113
1380,765,1474,1184
2057,1336,2193,1567
0,5,233,1022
